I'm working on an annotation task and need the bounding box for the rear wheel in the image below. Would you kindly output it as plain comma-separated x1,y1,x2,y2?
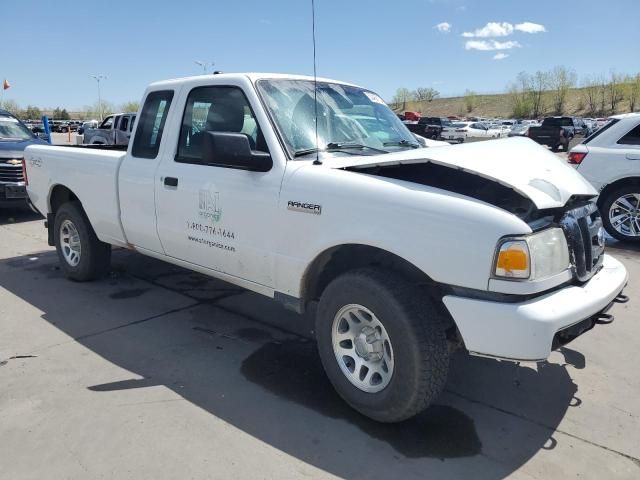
54,202,111,280
315,268,449,423
600,186,640,243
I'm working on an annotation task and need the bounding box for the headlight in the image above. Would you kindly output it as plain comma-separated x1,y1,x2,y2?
493,228,569,281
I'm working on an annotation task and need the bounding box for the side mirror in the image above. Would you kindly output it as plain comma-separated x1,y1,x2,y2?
202,131,272,172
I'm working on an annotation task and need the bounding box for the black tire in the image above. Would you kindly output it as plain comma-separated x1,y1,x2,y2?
315,268,449,423
600,185,640,243
54,202,111,281
551,144,559,152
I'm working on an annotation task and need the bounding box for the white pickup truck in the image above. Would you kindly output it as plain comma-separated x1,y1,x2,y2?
24,73,628,422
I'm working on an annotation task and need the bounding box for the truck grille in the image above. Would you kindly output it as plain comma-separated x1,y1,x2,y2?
560,202,605,282
0,164,24,183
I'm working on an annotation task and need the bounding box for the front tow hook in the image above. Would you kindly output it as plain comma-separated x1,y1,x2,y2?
613,293,629,304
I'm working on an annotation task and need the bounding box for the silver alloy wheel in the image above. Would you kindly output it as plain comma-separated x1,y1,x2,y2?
60,219,81,267
331,304,394,393
609,193,640,238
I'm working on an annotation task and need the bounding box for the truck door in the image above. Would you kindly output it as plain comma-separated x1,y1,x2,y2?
154,84,282,288
115,115,131,145
119,90,175,253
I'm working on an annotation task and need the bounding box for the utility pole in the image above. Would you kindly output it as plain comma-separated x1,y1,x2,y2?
91,74,106,121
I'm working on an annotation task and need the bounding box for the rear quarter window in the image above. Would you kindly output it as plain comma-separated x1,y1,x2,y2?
131,90,174,159
617,123,640,146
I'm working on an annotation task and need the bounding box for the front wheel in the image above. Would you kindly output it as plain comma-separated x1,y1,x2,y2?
315,268,449,423
600,186,640,243
54,202,111,280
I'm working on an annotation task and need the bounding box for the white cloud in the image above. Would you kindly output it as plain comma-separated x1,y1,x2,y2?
514,22,546,33
462,22,513,38
493,53,509,60
434,22,451,33
465,40,521,51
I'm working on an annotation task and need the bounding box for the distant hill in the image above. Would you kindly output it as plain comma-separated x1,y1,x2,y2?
397,85,637,119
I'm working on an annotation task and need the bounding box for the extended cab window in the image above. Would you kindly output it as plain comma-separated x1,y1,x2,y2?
176,86,268,165
617,124,640,146
119,116,129,131
132,90,174,159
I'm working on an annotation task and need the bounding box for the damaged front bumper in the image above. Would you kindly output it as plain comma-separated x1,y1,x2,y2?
442,254,628,362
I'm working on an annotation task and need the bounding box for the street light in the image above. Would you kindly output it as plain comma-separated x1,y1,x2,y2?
194,60,215,74
90,74,106,121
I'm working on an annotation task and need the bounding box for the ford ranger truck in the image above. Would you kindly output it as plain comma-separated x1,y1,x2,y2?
24,73,629,423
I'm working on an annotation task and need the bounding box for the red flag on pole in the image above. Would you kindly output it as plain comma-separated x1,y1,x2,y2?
2,79,10,90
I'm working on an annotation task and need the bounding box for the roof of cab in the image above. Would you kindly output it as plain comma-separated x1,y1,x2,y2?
147,72,362,89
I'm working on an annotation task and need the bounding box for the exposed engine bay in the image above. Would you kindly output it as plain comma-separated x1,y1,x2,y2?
347,162,595,227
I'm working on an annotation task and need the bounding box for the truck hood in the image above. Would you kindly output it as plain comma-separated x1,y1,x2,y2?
0,137,48,158
321,137,597,209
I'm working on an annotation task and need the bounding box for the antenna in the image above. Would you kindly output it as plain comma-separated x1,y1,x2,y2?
311,0,322,165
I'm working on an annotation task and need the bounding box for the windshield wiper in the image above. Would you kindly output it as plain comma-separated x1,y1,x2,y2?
293,142,388,158
326,142,388,154
383,139,421,148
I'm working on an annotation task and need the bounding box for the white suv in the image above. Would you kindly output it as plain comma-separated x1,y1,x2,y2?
570,113,640,242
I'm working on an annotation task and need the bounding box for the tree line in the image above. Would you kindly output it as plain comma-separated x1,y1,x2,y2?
507,67,640,118
391,67,640,119
0,99,141,120
391,87,440,111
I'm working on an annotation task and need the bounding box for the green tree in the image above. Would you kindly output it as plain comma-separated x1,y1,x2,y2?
463,89,477,113
120,101,140,113
529,71,548,118
391,88,414,111
82,100,115,120
52,107,63,119
582,76,600,116
508,73,534,118
24,105,42,120
548,66,576,115
627,73,640,112
60,108,70,120
607,72,625,113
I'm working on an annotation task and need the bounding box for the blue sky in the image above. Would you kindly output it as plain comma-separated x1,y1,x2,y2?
1,0,639,109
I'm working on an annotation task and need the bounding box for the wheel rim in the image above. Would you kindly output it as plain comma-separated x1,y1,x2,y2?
60,219,81,266
609,193,640,237
331,304,394,393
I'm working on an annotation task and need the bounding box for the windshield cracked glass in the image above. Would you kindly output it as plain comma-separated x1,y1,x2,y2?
257,79,419,158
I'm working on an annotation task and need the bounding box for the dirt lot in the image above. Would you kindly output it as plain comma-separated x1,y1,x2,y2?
1,204,639,479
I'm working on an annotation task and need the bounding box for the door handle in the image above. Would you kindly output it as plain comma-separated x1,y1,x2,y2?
164,177,178,187
626,153,640,160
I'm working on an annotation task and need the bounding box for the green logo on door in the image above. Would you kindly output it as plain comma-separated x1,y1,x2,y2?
199,190,222,223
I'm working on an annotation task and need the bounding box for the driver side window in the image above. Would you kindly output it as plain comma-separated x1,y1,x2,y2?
176,86,268,165
100,116,114,129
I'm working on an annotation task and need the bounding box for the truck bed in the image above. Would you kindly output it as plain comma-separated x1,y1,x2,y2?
25,144,128,246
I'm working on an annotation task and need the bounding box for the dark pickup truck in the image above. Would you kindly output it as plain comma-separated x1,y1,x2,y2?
0,109,47,207
528,116,585,151
405,116,451,139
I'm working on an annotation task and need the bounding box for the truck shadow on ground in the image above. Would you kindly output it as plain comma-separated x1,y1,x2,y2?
0,206,42,226
1,250,583,479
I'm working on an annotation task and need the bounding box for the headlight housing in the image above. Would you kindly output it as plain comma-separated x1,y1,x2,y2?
493,228,570,281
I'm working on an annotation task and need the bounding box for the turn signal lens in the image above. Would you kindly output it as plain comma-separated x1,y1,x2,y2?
22,158,28,186
495,240,530,279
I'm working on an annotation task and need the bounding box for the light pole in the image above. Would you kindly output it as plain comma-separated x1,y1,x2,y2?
91,74,106,121
194,60,215,74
